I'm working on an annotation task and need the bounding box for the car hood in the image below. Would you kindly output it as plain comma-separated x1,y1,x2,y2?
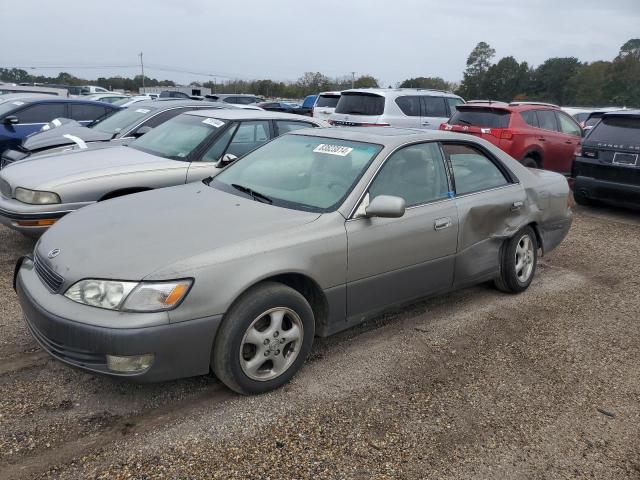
0,146,171,191
22,124,112,152
36,182,321,282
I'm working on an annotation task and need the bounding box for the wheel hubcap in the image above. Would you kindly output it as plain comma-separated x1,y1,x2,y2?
515,234,535,282
239,307,303,381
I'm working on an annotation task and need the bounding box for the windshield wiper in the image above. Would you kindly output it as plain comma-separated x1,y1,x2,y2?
456,119,472,125
231,183,273,204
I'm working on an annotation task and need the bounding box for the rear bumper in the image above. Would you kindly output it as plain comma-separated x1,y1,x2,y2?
540,215,572,254
16,261,222,382
574,176,640,208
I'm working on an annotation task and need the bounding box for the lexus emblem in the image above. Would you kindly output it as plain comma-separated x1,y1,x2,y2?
47,248,60,259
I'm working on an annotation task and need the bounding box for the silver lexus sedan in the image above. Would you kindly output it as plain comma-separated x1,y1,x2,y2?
0,110,326,236
15,127,572,394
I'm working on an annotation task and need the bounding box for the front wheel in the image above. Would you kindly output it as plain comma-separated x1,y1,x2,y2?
495,226,538,293
212,282,315,395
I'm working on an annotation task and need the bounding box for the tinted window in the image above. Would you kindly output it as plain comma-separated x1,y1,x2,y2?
141,107,191,129
395,96,421,117
15,103,67,123
421,97,447,117
201,124,238,162
574,112,589,123
302,95,317,108
369,143,449,207
234,97,257,105
335,93,385,116
585,115,603,127
69,103,108,121
587,116,640,145
316,95,340,108
449,108,510,128
536,110,558,131
226,120,270,157
556,112,581,136
520,110,539,128
223,97,237,104
442,144,508,195
446,98,465,115
276,120,316,135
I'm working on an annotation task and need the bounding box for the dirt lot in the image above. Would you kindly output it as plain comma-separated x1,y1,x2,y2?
0,205,639,480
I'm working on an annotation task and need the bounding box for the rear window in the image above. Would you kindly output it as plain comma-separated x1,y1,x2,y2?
585,114,604,128
449,108,510,128
335,93,385,116
316,95,340,108
587,116,640,145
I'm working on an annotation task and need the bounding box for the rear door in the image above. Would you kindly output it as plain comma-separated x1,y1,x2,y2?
533,109,567,173
555,110,582,173
393,96,422,128
346,142,458,318
420,96,449,129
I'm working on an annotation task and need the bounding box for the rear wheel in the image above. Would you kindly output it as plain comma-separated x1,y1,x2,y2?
495,226,538,293
212,282,315,395
521,155,539,168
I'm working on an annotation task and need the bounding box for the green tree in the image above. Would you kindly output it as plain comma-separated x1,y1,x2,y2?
482,57,531,101
567,61,611,106
606,39,640,106
458,41,495,99
399,76,453,91
353,75,379,88
531,57,582,105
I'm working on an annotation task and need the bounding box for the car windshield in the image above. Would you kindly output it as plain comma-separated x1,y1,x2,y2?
586,116,640,144
89,106,157,135
450,108,510,128
210,134,382,212
129,114,224,160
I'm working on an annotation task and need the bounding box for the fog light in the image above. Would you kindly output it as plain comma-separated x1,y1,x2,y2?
106,354,154,373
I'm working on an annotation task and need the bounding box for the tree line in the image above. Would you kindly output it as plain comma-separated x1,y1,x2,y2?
1,38,638,106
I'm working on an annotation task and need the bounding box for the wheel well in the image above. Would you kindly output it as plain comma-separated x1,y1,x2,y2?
528,222,544,255
523,150,542,168
99,187,152,201
250,273,329,333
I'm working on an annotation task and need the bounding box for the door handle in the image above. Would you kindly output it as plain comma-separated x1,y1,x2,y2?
511,201,524,211
434,217,452,230
422,121,431,126
564,140,573,144
537,137,546,142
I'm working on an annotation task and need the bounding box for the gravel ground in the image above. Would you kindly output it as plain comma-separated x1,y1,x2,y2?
0,205,639,480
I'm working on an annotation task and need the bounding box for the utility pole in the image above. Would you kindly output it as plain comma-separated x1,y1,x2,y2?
351,71,356,89
139,52,145,92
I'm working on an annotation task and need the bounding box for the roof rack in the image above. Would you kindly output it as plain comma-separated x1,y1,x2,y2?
394,87,454,95
466,99,500,104
508,101,560,108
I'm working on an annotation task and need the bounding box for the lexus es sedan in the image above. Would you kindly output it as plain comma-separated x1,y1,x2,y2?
0,110,326,235
14,127,572,394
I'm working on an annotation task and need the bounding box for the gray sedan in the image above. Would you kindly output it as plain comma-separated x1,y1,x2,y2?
15,127,572,394
0,109,326,235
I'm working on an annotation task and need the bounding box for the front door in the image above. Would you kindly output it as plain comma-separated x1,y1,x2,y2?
346,142,458,319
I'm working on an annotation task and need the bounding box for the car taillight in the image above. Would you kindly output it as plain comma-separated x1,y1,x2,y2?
496,129,513,140
439,122,448,130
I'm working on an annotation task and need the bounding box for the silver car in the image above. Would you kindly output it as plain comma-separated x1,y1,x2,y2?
0,110,326,236
15,127,572,394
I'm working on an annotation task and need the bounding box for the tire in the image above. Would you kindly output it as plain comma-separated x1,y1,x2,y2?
494,226,538,293
521,155,539,168
573,189,593,206
212,282,315,395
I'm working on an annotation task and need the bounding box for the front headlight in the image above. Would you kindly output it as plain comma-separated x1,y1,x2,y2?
15,187,61,205
64,279,192,312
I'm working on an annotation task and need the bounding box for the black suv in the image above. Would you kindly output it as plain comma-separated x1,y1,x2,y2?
572,110,640,208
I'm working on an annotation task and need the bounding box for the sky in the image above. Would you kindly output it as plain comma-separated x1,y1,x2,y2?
1,0,639,87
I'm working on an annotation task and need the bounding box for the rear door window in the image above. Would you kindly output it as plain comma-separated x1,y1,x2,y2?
15,103,67,124
449,108,510,128
445,98,465,116
316,95,340,108
441,144,509,195
395,96,421,117
421,97,447,117
335,93,385,116
275,120,317,135
225,120,270,158
141,108,192,129
586,116,640,145
536,110,559,132
69,103,108,121
520,110,539,128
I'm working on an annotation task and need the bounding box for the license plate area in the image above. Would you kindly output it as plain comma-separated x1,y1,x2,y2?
612,152,638,166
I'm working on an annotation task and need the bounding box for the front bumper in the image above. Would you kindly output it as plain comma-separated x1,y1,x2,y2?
0,195,89,236
15,258,222,382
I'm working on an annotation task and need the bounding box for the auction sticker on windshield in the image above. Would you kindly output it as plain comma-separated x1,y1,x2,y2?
202,118,225,128
313,144,353,156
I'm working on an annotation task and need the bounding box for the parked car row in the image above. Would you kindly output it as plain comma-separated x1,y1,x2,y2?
8,119,572,393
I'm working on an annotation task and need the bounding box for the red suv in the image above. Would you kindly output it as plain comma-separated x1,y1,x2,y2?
440,101,582,173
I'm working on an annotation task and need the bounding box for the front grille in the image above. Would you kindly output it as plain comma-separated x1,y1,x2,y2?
34,252,64,293
576,162,640,186
26,318,104,366
0,177,10,197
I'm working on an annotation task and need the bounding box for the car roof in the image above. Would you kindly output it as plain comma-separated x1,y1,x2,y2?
601,109,640,118
318,91,342,96
459,101,563,112
342,88,462,99
184,109,323,122
127,99,228,109
0,95,118,107
289,126,472,146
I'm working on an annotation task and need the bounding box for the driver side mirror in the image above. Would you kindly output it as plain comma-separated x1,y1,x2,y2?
220,153,238,165
365,195,406,218
132,126,153,137
3,116,19,125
